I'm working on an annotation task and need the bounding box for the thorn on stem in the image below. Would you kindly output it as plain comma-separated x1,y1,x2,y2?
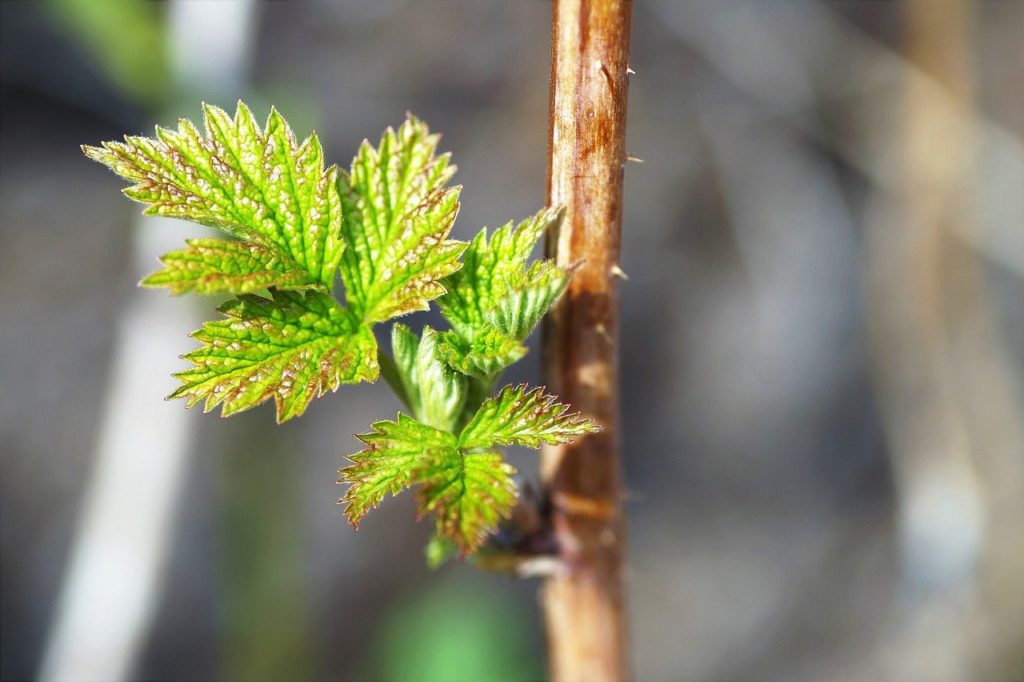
596,59,616,97
610,264,629,280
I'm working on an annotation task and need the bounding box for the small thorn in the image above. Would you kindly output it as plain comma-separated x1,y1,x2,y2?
626,66,636,75
595,323,613,345
626,155,645,164
610,264,629,280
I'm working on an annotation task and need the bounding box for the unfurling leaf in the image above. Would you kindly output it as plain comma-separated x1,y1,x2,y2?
339,116,466,323
389,324,466,432
489,260,570,341
438,207,568,378
172,290,378,423
436,328,527,379
439,207,562,335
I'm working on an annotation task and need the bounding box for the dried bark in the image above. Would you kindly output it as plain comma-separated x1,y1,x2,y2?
541,1,632,680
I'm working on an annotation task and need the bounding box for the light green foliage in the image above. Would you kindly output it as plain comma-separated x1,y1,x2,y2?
460,384,598,449
439,207,561,333
84,102,345,290
339,387,597,554
339,413,515,554
437,207,569,378
339,117,466,323
416,452,517,554
388,325,466,432
140,238,312,295
172,290,378,423
87,103,596,556
437,327,527,378
340,414,456,527
489,260,570,341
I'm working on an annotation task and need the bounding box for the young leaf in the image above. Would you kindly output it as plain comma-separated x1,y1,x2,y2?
338,383,599,554
436,207,568,377
140,238,312,295
435,328,527,379
459,384,600,449
438,206,563,336
339,413,519,555
172,290,378,422
83,102,344,290
339,116,466,323
384,323,423,411
488,260,570,341
415,452,517,555
389,325,466,432
339,414,456,526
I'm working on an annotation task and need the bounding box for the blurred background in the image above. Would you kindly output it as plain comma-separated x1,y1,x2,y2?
2,1,1022,680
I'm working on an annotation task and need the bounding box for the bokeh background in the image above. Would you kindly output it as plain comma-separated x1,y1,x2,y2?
2,1,1022,680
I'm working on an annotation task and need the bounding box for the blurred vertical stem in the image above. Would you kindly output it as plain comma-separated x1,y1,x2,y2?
864,0,1024,678
541,1,632,680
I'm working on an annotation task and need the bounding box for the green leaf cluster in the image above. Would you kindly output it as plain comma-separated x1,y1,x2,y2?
85,102,463,421
436,207,571,378
340,385,595,554
86,102,599,556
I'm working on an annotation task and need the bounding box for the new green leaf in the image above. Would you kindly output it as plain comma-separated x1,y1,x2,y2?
84,101,345,290
416,452,516,554
172,290,378,422
437,207,568,377
389,324,466,432
489,260,570,341
339,414,456,526
339,383,597,555
436,327,527,378
88,104,597,558
339,116,466,323
460,384,600,449
439,207,562,333
339,414,515,554
140,238,312,295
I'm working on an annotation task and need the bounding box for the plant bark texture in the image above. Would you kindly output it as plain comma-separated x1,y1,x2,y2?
542,1,632,680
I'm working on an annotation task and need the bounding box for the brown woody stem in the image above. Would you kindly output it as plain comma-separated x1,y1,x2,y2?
540,1,632,680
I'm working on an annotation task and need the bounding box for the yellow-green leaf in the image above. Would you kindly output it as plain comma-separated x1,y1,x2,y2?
84,102,345,290
172,290,378,422
339,414,456,526
338,115,466,322
459,384,600,449
415,452,517,555
140,238,314,295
